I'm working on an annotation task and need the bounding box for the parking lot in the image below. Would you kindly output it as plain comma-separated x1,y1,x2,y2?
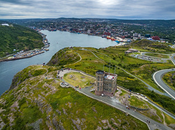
131,54,167,63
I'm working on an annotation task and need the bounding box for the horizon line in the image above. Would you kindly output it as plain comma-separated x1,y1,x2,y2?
0,17,175,21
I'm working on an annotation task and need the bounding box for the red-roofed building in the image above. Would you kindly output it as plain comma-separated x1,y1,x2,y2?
104,32,111,36
152,36,160,40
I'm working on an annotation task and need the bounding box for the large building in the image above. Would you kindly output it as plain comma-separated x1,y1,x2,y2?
95,70,117,97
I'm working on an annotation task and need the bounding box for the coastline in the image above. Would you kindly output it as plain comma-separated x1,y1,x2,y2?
0,31,49,62
0,51,44,62
0,29,125,62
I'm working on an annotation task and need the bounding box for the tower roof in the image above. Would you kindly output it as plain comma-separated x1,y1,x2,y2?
96,70,104,75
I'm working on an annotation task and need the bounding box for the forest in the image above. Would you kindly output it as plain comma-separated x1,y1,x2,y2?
0,21,43,57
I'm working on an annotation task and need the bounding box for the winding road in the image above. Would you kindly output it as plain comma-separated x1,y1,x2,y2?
153,69,175,99
150,53,175,100
89,50,170,96
58,69,173,130
58,49,175,130
92,49,175,100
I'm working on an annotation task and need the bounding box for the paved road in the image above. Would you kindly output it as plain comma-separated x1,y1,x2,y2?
152,54,175,100
88,50,169,96
90,50,175,100
153,69,175,99
80,87,172,130
58,69,173,130
170,54,175,65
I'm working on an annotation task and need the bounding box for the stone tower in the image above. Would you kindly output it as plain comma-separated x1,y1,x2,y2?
95,70,105,96
95,70,117,96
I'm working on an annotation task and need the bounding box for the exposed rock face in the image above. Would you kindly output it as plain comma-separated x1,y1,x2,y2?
52,117,59,130
0,117,5,129
62,108,67,115
71,118,81,130
0,64,150,130
92,106,97,113
29,119,43,130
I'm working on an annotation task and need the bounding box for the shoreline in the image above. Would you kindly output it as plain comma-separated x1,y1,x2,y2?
0,29,125,62
0,31,49,62
0,51,44,62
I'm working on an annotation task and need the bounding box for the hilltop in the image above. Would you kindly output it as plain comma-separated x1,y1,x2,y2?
0,21,43,57
0,65,148,130
1,45,175,129
47,46,175,115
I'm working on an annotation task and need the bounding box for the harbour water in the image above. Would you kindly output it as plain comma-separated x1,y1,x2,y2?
0,30,116,95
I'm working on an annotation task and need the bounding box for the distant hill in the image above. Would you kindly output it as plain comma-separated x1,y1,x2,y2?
47,48,80,66
0,21,43,57
130,39,174,53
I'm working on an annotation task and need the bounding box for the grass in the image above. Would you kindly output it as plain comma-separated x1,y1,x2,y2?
163,71,175,91
131,47,150,52
67,49,105,76
119,89,128,96
140,101,175,127
145,53,169,58
58,47,175,116
131,63,174,92
47,87,148,130
0,63,149,130
164,113,175,125
3,45,175,129
92,48,165,92
63,72,95,88
129,96,148,109
47,48,80,66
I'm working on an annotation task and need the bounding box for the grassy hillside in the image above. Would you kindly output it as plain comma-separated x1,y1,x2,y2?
163,71,175,91
0,65,148,130
0,22,43,57
47,48,80,66
47,47,175,115
130,39,174,53
3,44,175,129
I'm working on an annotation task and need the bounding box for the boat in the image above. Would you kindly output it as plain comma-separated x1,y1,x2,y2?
111,37,115,41
115,40,120,43
106,36,111,39
101,35,106,38
44,48,49,51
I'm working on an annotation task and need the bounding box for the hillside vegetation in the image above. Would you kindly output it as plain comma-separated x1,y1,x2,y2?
163,71,175,91
0,22,43,57
47,48,80,66
2,41,175,129
0,65,148,130
131,39,174,53
47,46,175,115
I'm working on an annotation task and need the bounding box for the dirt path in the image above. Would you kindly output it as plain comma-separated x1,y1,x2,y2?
162,113,167,126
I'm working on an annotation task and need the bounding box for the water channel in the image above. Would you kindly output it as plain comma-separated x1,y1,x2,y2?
0,30,116,95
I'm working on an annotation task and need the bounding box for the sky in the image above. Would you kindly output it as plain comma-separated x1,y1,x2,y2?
0,0,175,19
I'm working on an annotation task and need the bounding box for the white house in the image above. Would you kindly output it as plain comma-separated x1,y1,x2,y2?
1,23,9,26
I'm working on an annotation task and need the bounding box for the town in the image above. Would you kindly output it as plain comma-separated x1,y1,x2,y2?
25,18,174,45
2,18,174,61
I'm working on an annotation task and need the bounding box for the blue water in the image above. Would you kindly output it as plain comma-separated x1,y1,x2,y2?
0,30,116,95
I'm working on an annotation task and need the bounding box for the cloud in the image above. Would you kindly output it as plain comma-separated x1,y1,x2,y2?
0,0,174,19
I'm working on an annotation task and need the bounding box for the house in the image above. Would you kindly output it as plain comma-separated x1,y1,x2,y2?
94,70,117,97
152,36,160,41
1,23,9,26
125,49,139,54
